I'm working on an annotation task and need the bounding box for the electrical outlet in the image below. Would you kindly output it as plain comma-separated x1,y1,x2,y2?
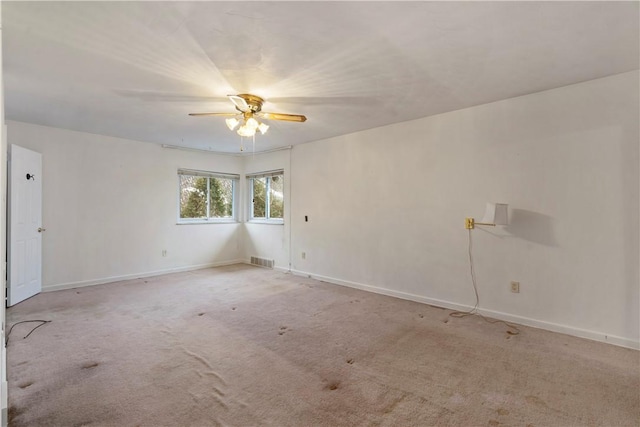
162,250,167,257
301,252,306,260
510,281,520,293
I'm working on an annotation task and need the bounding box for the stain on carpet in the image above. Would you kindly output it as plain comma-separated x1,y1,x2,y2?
496,408,509,416
324,380,340,391
525,395,548,407
17,381,33,389
81,362,99,369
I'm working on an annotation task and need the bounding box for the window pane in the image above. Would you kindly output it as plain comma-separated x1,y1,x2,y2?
253,177,267,218
210,178,234,218
269,175,284,219
180,176,207,219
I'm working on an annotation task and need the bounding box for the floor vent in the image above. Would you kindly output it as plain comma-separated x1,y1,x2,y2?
250,256,274,269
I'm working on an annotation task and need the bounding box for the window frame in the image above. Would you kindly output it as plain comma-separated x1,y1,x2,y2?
247,170,284,224
177,169,239,224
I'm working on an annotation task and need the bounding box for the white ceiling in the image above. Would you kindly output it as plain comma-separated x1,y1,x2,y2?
4,1,639,153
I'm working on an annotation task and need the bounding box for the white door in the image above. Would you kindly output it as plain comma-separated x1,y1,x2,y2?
7,145,43,306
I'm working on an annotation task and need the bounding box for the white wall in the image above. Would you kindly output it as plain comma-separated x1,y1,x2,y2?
242,149,291,270
6,121,244,290
0,2,8,423
290,71,639,348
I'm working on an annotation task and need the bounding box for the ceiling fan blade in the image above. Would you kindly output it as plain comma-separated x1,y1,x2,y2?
228,95,250,112
188,112,239,117
262,112,307,122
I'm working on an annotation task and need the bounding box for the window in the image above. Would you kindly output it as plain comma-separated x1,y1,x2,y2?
178,169,238,223
248,170,284,222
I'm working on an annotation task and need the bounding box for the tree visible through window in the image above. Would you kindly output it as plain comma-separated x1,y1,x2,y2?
249,171,283,221
179,170,237,222
252,177,267,218
269,175,284,219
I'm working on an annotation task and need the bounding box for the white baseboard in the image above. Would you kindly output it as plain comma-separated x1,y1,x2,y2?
289,269,639,351
42,259,245,292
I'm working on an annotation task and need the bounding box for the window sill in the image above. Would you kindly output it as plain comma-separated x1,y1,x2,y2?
177,219,239,225
247,219,284,225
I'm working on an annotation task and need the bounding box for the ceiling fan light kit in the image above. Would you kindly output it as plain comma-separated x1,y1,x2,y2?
225,117,240,131
190,93,306,149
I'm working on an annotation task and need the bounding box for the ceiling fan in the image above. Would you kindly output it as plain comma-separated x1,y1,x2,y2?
189,93,307,139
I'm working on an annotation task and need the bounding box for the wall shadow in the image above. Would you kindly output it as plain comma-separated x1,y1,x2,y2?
504,209,558,247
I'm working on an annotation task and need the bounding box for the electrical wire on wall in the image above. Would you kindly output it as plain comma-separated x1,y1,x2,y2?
449,230,520,335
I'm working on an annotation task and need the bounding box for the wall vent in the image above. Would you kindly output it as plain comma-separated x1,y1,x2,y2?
250,256,274,269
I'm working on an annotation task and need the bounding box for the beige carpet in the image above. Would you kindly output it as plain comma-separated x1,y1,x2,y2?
6,264,639,426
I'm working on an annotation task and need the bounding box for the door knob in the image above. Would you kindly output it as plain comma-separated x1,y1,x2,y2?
38,227,46,233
